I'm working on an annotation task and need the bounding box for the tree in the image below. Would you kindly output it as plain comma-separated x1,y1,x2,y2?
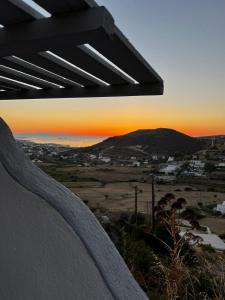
197,202,203,208
154,194,200,299
205,162,216,173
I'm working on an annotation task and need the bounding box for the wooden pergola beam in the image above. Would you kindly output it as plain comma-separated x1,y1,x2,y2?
0,6,115,57
0,82,163,100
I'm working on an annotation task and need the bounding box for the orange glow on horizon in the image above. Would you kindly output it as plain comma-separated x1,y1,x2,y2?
13,125,225,138
1,96,225,139
12,121,130,137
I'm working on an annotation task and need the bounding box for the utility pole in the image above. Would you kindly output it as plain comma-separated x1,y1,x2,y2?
151,175,156,232
134,185,138,225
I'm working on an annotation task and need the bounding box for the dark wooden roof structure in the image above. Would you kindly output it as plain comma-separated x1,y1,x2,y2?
0,0,163,100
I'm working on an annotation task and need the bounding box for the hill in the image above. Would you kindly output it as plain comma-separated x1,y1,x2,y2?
81,128,205,158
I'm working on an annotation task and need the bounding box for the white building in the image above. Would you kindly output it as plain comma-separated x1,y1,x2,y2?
132,161,141,167
217,162,225,168
100,157,111,163
189,160,205,168
180,229,225,252
130,156,137,160
152,154,158,161
167,156,174,162
216,201,225,214
184,160,205,177
160,162,182,175
193,233,225,251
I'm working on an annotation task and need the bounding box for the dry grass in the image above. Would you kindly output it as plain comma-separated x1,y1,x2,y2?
70,180,223,213
201,217,225,235
49,166,225,234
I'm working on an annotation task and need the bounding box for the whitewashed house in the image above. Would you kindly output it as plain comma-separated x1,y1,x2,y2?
216,201,225,214
217,162,225,168
167,156,174,162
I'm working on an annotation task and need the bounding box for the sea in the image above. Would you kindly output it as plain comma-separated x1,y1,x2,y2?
15,133,107,148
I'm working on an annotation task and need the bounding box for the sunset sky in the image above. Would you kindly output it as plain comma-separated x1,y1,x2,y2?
0,0,225,137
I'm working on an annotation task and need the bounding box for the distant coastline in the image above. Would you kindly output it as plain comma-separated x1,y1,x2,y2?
15,133,107,148
14,130,224,148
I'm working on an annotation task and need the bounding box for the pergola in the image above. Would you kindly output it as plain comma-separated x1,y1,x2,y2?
0,0,163,100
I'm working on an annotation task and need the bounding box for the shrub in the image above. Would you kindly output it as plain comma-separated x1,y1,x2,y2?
201,244,215,253
184,187,193,191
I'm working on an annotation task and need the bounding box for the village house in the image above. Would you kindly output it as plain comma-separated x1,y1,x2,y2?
215,201,225,214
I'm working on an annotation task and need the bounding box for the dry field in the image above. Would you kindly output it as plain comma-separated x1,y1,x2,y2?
69,181,224,213
58,166,149,182
56,166,224,210
201,217,225,235
45,165,225,234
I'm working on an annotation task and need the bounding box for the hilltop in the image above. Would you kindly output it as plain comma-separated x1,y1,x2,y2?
73,128,205,158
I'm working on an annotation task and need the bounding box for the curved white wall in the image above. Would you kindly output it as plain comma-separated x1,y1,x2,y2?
0,118,148,300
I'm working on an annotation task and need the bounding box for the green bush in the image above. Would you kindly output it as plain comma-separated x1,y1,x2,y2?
201,244,215,253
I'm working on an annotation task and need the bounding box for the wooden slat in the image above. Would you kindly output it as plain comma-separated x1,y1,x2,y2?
0,82,163,100
0,70,46,89
52,47,128,85
1,58,72,87
0,74,38,90
0,64,64,88
0,0,33,26
35,0,97,15
0,82,21,91
0,7,115,57
91,27,163,84
19,54,97,86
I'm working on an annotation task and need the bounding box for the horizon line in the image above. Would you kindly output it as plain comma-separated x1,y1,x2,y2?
13,128,225,138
